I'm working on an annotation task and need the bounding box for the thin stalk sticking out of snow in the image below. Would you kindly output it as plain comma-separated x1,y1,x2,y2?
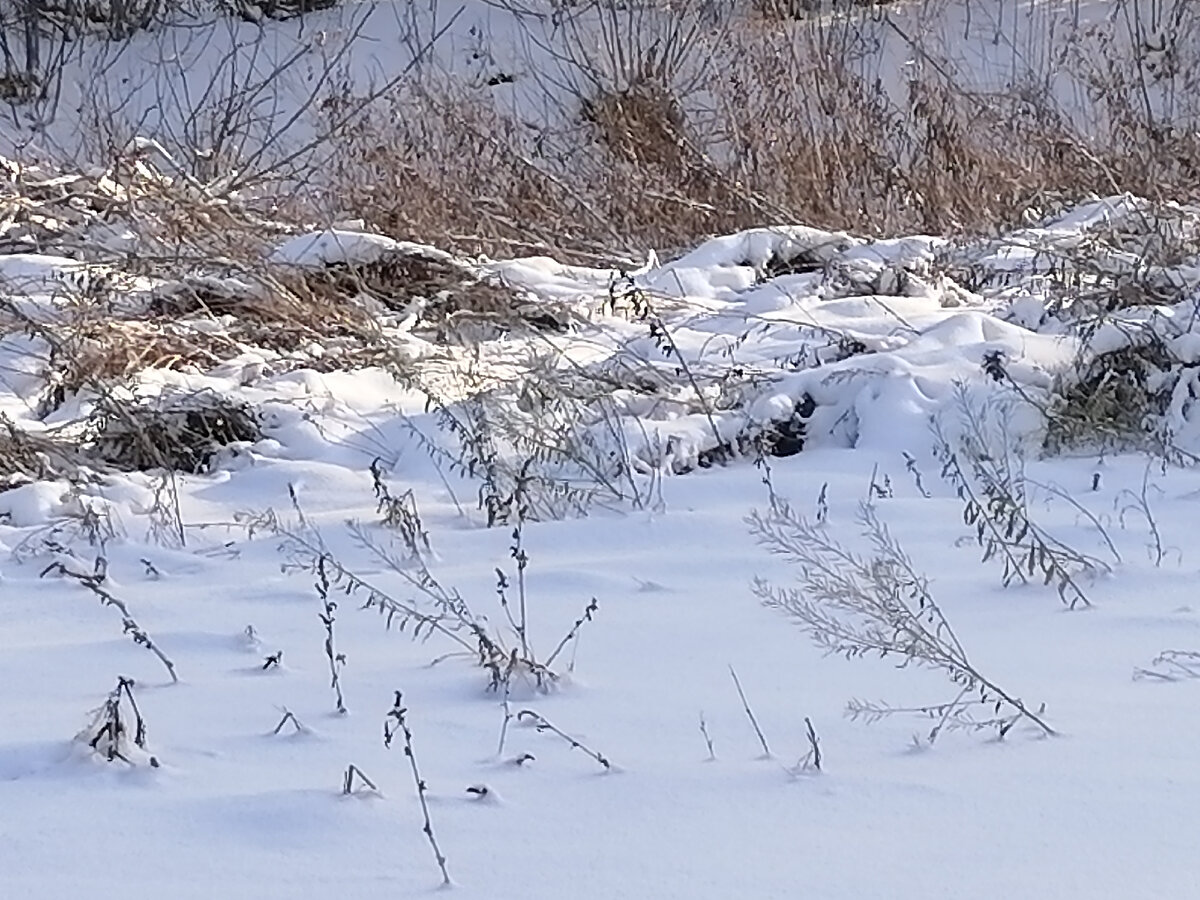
315,555,347,715
496,657,516,758
698,712,716,761
272,708,308,736
41,558,178,683
385,692,452,887
516,709,613,771
342,765,378,796
729,665,772,758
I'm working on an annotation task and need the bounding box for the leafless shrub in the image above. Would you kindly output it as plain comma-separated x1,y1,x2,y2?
581,78,687,170
8,0,1200,258
255,484,600,693
321,84,632,263
316,0,1200,258
749,499,1055,743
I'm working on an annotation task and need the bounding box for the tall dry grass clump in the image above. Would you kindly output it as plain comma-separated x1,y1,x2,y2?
316,0,1200,257
6,1,1200,259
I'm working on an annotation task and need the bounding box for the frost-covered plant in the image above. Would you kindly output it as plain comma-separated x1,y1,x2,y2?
76,676,158,766
41,556,179,682
253,484,599,693
1133,650,1200,682
515,708,613,771
934,390,1107,609
384,691,451,886
748,499,1055,743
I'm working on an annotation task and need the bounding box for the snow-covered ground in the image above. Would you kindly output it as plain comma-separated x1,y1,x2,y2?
4,192,1200,897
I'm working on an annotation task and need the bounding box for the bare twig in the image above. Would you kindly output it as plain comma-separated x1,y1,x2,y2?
342,764,379,795
40,559,178,683
698,712,716,761
729,665,771,758
385,691,452,887
516,708,613,771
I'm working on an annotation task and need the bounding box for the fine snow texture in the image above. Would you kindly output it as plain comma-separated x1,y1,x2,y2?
4,193,1200,898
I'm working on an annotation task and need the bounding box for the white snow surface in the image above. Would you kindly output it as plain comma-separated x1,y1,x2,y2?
268,229,458,268
4,201,1200,898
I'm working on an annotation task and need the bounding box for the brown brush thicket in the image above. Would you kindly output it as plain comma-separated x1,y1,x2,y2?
315,1,1200,259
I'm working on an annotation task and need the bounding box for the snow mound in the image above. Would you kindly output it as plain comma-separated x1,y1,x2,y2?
268,230,459,268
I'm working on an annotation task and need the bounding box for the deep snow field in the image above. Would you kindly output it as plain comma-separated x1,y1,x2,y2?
3,190,1200,898
2,2,1200,895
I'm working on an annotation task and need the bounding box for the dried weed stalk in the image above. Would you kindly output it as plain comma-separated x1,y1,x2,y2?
749,499,1054,743
315,555,347,714
384,691,451,887
516,708,613,771
41,556,179,682
1134,650,1200,682
254,484,599,694
76,675,158,767
934,393,1106,608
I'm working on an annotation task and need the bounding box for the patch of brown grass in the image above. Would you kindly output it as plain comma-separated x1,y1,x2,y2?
313,7,1200,259
581,80,687,170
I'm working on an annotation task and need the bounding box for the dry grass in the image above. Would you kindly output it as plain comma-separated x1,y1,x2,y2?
750,0,901,22
581,80,687,170
1043,340,1179,456
311,4,1200,260
0,415,79,488
89,390,262,473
